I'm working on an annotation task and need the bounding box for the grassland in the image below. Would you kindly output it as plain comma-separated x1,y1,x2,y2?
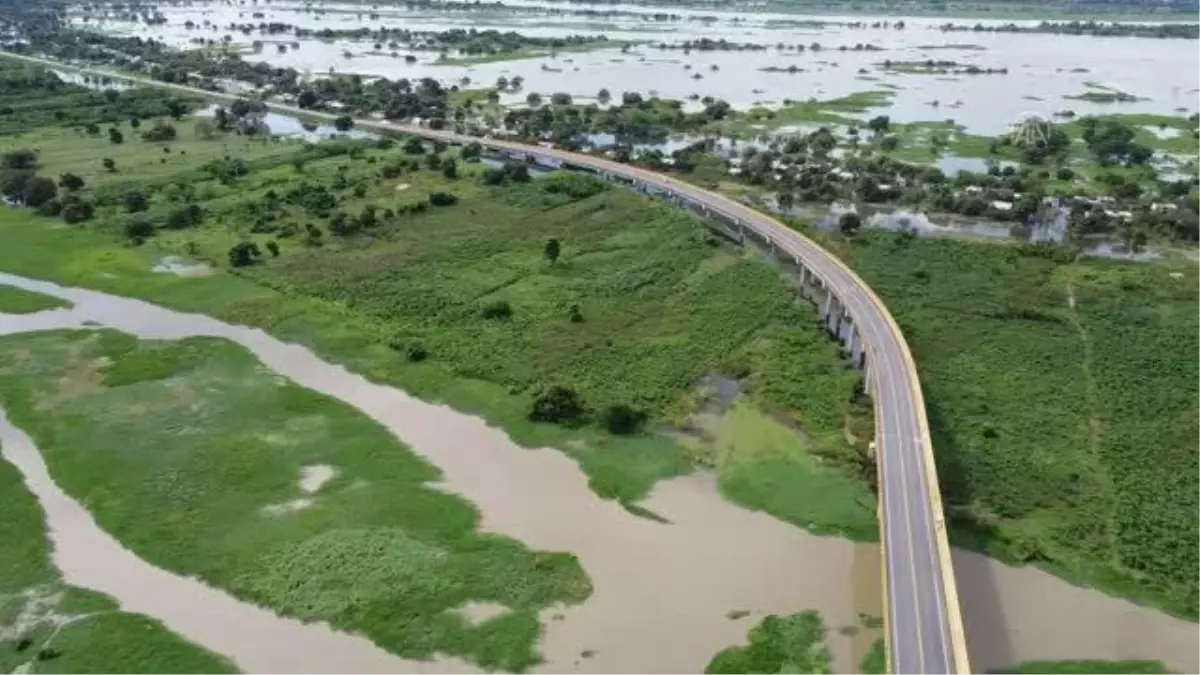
718,90,894,135
0,428,236,673
838,230,1199,618
0,67,875,548
0,284,68,314
0,329,590,671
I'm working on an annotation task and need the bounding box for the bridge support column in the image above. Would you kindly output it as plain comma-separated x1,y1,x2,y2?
849,329,864,368
826,302,843,338
820,291,834,322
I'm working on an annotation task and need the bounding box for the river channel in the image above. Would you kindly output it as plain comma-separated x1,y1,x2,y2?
0,271,1197,673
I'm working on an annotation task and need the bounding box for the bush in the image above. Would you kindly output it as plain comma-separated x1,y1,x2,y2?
1056,167,1075,181
405,342,428,362
124,215,155,240
165,204,204,229
603,404,646,435
21,176,57,208
141,121,177,142
428,191,458,206
35,198,62,217
60,198,94,224
480,300,512,320
123,191,149,212
227,241,262,267
529,385,587,426
542,173,607,199
58,172,85,191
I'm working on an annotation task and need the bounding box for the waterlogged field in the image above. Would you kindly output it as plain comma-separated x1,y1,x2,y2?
840,231,1199,618
0,419,236,674
70,0,1200,134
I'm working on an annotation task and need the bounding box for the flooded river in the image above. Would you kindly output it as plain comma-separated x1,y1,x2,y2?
1,271,1197,673
72,0,1199,134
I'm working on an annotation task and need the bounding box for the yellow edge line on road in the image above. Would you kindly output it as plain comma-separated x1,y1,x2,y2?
5,51,972,672
872,370,893,675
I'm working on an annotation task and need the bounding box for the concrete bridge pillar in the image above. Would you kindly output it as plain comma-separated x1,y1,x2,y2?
827,303,844,337
820,291,834,322
849,329,865,368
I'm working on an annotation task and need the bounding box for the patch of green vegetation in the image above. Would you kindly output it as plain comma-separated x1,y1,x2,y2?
842,231,1199,619
0,427,236,673
705,610,832,674
0,285,69,314
1065,90,1145,103
721,90,894,134
858,638,886,674
0,330,591,671
0,64,874,552
435,39,630,66
693,401,877,540
990,660,1170,674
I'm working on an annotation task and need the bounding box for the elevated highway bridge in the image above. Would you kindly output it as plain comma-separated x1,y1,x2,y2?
4,52,974,674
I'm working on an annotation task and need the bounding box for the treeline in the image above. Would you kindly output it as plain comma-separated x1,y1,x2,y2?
939,20,1199,39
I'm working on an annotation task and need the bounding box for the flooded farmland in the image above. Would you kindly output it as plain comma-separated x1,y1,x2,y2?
71,0,1199,134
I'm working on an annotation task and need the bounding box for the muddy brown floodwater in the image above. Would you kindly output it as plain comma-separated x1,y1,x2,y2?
0,271,1197,674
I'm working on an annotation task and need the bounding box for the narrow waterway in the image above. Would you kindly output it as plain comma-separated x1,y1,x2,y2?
0,271,1196,673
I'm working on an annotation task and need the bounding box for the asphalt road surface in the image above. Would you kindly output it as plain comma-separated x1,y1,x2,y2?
4,52,969,674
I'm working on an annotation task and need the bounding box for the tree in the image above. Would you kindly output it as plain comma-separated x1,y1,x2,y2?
129,116,141,128
403,137,424,154
123,191,149,212
297,90,319,108
879,135,899,151
2,149,37,170
124,215,155,240
141,121,177,142
441,157,457,179
60,198,94,224
550,92,572,105
102,157,116,172
528,385,586,426
108,127,124,144
544,237,561,264
597,88,611,103
166,99,189,120
603,404,645,435
526,92,543,107
165,204,204,229
333,115,354,132
58,173,85,191
867,115,890,134
22,176,57,208
838,212,862,237
428,192,458,206
228,241,262,267
265,240,280,257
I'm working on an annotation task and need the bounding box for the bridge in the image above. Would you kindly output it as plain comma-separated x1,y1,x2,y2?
5,52,973,673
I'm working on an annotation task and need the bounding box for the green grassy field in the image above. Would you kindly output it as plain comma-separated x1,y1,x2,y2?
0,329,590,671
0,65,875,543
839,231,1199,618
0,429,236,673
0,284,69,314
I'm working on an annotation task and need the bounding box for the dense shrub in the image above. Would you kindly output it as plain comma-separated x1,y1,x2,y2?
480,300,512,320
124,215,155,240
227,241,262,267
428,191,458,206
528,385,587,426
602,404,646,435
